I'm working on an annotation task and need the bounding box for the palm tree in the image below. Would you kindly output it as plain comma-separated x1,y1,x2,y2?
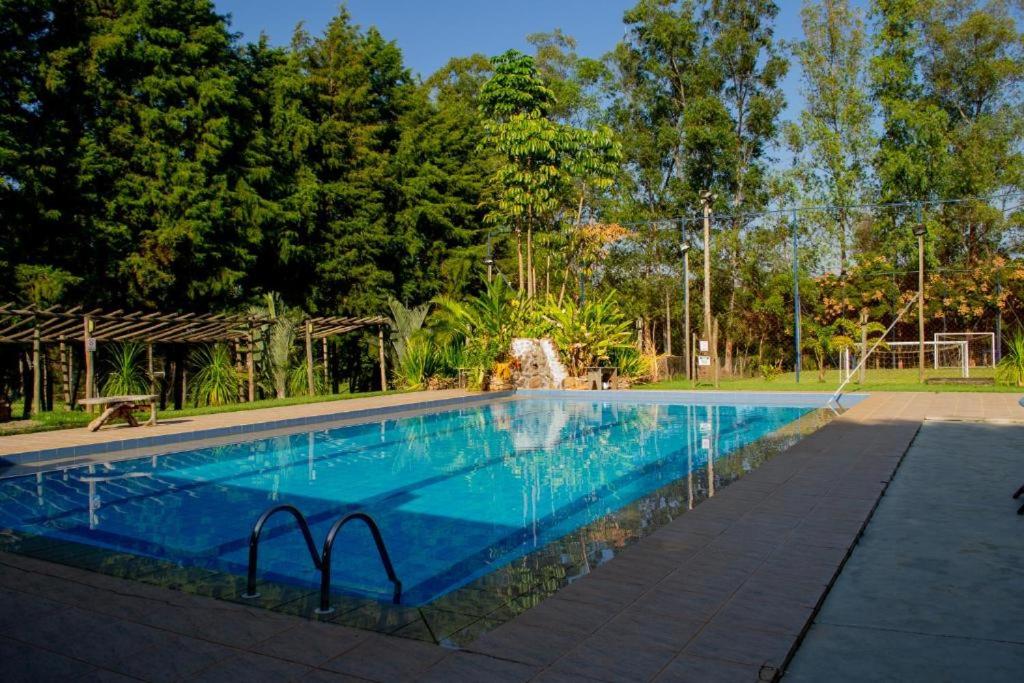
248,293,302,399
433,279,532,386
803,317,886,383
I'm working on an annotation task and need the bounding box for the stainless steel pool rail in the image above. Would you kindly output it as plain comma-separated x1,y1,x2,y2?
241,504,403,612
316,512,402,614
242,504,322,599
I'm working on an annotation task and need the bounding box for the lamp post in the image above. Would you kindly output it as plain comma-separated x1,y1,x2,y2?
913,220,927,383
484,230,494,283
682,241,691,380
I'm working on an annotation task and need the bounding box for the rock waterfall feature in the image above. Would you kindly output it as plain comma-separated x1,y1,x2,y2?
510,338,569,389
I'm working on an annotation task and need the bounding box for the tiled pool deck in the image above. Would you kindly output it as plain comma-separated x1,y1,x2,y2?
785,419,1024,682
0,390,1021,681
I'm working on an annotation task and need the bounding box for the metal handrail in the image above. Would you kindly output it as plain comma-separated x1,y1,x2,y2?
316,512,402,614
242,504,322,599
827,293,919,412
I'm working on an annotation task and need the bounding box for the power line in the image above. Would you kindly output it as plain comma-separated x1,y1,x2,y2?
607,190,1024,231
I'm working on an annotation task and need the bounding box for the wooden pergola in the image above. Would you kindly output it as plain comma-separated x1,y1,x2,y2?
0,304,388,415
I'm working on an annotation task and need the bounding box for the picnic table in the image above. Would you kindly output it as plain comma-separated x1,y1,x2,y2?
78,395,158,432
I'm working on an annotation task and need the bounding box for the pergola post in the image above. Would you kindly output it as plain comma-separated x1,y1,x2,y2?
83,316,94,412
31,324,42,416
147,342,155,395
322,337,329,386
378,324,387,391
60,338,72,410
247,326,255,402
305,320,315,397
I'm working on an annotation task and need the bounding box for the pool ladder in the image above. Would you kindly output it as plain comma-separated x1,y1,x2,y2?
241,504,402,614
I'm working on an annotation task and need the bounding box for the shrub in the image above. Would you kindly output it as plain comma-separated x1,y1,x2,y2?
190,344,242,406
541,294,632,376
996,330,1024,387
102,343,148,396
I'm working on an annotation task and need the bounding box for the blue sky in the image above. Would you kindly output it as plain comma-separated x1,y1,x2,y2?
213,1,869,129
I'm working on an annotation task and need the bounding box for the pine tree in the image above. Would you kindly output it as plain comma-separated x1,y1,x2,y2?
394,55,493,300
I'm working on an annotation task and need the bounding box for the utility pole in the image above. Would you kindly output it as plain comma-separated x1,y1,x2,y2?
792,209,801,383
682,235,691,380
995,274,1002,363
701,191,715,376
914,204,927,384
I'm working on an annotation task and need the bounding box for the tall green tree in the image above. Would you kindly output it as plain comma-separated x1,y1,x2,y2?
394,55,493,300
78,0,254,308
920,0,1024,264
787,0,874,273
277,12,412,315
870,0,950,262
706,0,788,369
479,49,619,299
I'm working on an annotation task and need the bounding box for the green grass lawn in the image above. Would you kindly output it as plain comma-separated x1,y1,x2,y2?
0,389,406,437
639,367,1023,394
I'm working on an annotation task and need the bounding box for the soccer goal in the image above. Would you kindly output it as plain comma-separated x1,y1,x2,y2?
934,332,997,369
842,339,970,381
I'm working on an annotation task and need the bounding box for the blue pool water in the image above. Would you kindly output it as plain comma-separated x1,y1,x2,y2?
0,398,812,605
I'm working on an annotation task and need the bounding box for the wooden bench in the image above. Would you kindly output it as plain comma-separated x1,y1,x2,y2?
78,395,158,432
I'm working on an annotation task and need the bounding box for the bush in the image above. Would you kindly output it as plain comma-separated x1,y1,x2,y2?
541,294,632,376
996,330,1024,387
759,363,781,382
102,343,148,396
610,345,650,380
190,344,243,406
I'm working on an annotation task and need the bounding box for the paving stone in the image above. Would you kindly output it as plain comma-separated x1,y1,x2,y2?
468,621,587,667
117,633,236,682
550,631,678,683
249,621,366,667
190,648,312,682
652,653,762,682
0,636,97,682
321,633,446,680
684,622,794,669
418,651,540,682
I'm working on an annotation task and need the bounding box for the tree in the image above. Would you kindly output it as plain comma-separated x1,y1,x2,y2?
479,49,557,295
803,317,884,382
277,12,413,315
394,55,493,300
707,0,788,370
78,0,256,308
787,0,874,273
870,0,950,262
480,49,620,299
920,0,1024,265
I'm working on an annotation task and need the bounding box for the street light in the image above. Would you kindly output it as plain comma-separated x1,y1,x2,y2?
682,241,691,379
914,221,927,382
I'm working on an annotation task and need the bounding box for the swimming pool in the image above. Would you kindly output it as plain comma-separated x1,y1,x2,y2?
0,396,818,614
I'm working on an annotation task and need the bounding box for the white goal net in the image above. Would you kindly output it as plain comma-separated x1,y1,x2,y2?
934,332,997,369
842,340,969,381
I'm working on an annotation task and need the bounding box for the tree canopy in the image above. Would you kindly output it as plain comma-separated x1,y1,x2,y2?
2,0,1024,377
